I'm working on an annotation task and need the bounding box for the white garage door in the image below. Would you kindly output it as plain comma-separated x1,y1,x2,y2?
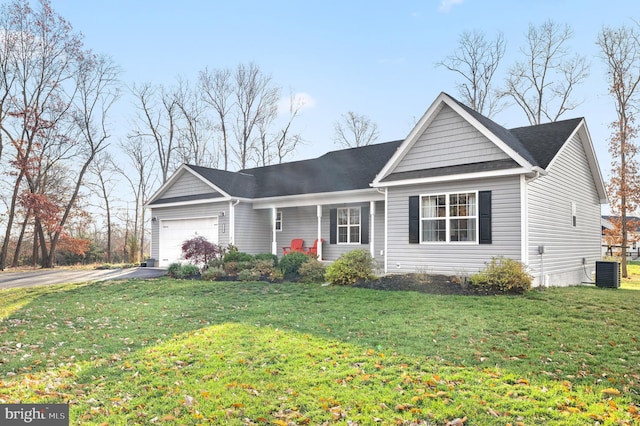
159,217,218,267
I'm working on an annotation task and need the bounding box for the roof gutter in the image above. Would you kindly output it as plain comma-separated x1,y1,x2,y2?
526,166,547,183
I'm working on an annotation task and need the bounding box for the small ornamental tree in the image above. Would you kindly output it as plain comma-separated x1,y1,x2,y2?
181,236,220,266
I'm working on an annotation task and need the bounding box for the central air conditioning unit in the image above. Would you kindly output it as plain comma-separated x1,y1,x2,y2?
595,261,620,288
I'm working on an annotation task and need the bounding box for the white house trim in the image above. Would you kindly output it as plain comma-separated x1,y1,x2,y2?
373,167,535,188
148,197,229,209
251,188,384,209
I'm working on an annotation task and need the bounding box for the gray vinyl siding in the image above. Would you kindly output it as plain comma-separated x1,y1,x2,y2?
275,206,319,256
322,203,373,260
233,202,271,254
394,105,509,173
372,201,385,265
386,176,522,276
149,202,229,260
527,133,602,286
272,203,382,262
162,171,218,198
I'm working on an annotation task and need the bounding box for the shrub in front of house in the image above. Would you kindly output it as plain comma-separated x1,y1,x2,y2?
176,264,201,279
469,256,532,294
181,236,221,266
325,249,376,285
167,262,183,278
201,266,227,281
298,258,327,283
279,251,311,280
254,253,278,266
223,250,254,263
267,269,284,283
237,268,262,282
251,259,276,277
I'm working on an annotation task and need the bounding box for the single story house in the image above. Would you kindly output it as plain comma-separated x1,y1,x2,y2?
147,92,607,286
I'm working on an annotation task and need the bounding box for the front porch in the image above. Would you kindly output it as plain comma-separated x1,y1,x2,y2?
256,200,386,266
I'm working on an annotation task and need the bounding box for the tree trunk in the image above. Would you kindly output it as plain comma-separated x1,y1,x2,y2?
11,212,30,267
0,171,26,270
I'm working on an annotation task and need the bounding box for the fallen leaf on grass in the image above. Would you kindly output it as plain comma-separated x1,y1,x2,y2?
602,387,621,396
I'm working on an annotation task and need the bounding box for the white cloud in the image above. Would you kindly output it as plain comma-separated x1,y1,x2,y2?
439,0,463,13
278,92,316,114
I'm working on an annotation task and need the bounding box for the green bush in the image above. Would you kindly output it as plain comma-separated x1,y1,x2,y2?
252,259,276,277
325,249,375,285
177,264,201,280
279,252,311,280
298,258,327,283
267,269,284,283
254,253,278,266
223,250,254,263
167,262,182,278
223,261,238,276
237,269,261,282
469,257,532,294
201,267,227,281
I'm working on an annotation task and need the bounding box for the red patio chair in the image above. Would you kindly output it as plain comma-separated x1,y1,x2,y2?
304,238,324,258
282,238,304,255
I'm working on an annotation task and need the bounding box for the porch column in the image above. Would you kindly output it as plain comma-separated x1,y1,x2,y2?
271,207,278,255
369,200,375,258
317,205,323,260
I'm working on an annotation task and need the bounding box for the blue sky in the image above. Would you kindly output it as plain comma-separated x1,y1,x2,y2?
50,0,638,190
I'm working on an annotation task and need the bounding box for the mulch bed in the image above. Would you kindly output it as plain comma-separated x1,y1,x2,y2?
353,273,475,295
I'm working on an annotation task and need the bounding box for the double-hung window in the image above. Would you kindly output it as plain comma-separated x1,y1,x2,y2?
275,210,283,231
421,192,477,243
337,207,360,243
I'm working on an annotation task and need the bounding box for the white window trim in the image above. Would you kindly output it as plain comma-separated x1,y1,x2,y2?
337,206,361,244
571,201,577,228
420,191,479,244
275,210,283,232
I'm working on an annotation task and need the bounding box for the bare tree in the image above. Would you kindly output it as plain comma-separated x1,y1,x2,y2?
174,76,217,167
333,111,379,148
130,83,178,184
503,20,589,125
87,151,119,263
200,67,233,170
275,92,305,163
233,62,280,169
255,101,278,167
39,54,120,267
118,135,156,263
0,0,84,270
437,30,506,117
597,24,640,278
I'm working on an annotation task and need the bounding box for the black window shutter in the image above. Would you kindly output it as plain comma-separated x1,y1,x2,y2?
329,208,337,244
479,190,492,244
361,205,369,244
408,196,420,244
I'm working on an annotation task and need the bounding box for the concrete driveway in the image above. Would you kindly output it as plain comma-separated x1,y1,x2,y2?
0,267,167,290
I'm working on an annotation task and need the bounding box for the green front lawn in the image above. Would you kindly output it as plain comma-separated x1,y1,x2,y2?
1,278,639,425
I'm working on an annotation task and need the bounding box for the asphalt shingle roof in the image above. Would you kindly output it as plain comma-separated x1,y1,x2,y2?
181,140,403,199
154,94,584,202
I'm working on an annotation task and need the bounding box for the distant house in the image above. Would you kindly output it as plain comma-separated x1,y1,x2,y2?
147,92,607,286
602,215,640,257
